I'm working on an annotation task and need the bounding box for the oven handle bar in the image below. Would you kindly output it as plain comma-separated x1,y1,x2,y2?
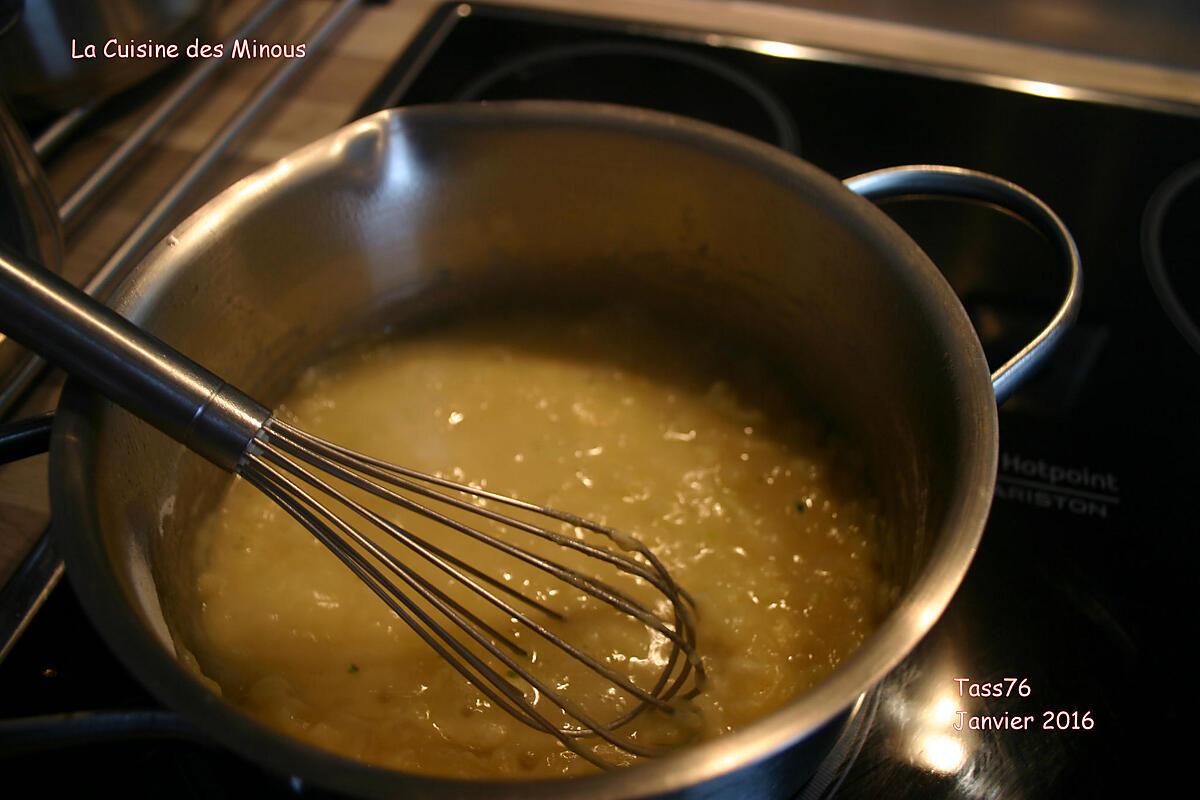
0,410,51,464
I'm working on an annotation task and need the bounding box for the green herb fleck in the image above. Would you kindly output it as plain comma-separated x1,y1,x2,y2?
506,670,518,679
349,663,360,674
795,501,808,513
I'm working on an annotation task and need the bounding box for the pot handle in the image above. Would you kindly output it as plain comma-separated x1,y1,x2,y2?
844,165,1082,405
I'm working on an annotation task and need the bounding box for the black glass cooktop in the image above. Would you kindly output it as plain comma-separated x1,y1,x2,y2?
4,3,1199,796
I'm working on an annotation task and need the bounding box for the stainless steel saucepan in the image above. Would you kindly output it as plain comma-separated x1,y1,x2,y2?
0,102,1080,797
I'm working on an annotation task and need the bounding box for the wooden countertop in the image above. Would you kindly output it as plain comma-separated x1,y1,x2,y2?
2,0,1198,587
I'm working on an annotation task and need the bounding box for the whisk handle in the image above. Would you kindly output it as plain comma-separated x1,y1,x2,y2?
0,247,268,471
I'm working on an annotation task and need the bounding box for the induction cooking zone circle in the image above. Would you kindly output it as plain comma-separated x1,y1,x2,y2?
1143,160,1200,357
453,40,800,152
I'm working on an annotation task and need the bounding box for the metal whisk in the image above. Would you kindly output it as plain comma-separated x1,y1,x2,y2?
0,249,705,769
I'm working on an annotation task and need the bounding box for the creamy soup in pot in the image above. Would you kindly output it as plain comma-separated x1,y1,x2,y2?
183,305,893,778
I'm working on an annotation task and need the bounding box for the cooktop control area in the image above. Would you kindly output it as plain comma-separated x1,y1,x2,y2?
3,3,1197,796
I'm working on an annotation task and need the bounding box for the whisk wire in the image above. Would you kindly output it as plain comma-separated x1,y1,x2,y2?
241,462,610,764
271,421,674,589
244,453,669,763
237,419,706,768
252,445,679,710
257,459,570,622
263,422,698,656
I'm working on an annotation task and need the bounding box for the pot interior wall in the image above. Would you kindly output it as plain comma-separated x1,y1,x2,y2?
72,106,985,759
